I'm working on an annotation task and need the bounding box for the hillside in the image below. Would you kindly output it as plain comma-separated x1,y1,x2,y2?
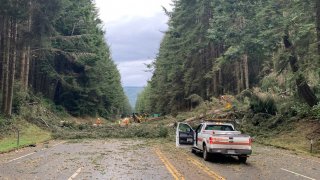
137,0,319,115
0,0,131,118
135,0,320,153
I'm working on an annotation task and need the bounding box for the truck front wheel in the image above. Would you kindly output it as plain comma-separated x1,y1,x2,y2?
203,145,210,161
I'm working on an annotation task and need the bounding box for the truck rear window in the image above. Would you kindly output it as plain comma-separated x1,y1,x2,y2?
205,125,234,131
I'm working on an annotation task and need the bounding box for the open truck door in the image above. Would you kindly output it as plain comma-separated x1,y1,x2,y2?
176,122,194,147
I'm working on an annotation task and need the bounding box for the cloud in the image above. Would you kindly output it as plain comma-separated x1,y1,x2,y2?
106,13,168,86
94,0,172,86
106,13,168,62
117,59,153,86
94,0,173,23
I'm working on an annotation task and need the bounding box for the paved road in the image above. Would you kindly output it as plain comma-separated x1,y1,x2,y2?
0,139,319,180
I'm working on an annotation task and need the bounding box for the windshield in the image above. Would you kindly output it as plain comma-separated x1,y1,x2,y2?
205,125,234,131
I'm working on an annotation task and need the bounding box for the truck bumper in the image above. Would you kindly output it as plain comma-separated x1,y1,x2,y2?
208,148,252,155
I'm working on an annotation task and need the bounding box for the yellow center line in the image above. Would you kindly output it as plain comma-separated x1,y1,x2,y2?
166,144,225,180
155,148,185,180
187,157,225,180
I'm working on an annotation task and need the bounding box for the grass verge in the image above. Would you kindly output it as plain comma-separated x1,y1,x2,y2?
241,115,320,156
0,119,51,153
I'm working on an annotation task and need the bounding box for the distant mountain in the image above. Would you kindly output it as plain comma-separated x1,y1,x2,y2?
123,86,144,110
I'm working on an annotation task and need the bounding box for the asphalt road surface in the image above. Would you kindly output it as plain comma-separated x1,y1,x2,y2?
0,139,319,180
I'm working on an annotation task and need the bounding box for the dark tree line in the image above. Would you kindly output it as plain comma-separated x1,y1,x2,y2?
0,0,131,117
137,0,319,114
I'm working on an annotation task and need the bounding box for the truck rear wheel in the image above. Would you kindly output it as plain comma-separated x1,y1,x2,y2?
238,156,247,163
203,145,210,161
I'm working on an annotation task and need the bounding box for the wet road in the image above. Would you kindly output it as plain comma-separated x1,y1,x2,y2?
0,139,319,180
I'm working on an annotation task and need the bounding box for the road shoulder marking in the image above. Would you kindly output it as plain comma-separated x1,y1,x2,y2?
68,167,83,180
281,168,316,180
5,141,64,164
155,148,185,180
6,152,35,163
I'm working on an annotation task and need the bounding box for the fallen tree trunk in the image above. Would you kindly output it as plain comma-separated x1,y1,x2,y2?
184,109,239,123
283,34,318,107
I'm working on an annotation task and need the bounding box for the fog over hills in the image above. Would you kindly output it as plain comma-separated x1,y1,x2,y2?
123,86,144,110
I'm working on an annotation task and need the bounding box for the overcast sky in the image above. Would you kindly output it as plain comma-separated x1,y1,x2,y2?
94,0,172,87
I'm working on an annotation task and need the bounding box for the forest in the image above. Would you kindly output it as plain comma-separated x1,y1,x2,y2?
0,0,131,118
136,0,320,118
0,0,319,157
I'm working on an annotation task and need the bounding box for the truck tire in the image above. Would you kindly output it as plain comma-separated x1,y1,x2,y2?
203,145,210,161
238,156,247,163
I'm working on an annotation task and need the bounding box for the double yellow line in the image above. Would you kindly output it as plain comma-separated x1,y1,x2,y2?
155,148,185,180
158,144,225,180
187,156,225,180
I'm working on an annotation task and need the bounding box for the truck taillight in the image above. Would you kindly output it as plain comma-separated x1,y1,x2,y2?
209,137,214,144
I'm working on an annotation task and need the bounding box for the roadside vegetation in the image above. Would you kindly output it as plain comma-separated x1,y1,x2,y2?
0,120,50,152
0,94,67,153
135,0,320,155
1,0,320,156
0,95,173,153
0,0,130,152
170,92,320,155
52,120,171,140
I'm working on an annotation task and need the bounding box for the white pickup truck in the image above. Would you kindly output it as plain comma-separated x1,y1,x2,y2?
176,121,252,163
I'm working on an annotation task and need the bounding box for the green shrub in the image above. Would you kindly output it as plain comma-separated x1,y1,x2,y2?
60,121,76,128
277,98,297,117
12,84,28,114
0,116,5,128
77,123,90,130
250,95,277,115
260,75,279,92
311,103,320,119
291,103,311,118
0,117,12,133
158,126,169,138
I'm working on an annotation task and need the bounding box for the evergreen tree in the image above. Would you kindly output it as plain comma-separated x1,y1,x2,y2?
139,0,319,114
0,0,130,118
